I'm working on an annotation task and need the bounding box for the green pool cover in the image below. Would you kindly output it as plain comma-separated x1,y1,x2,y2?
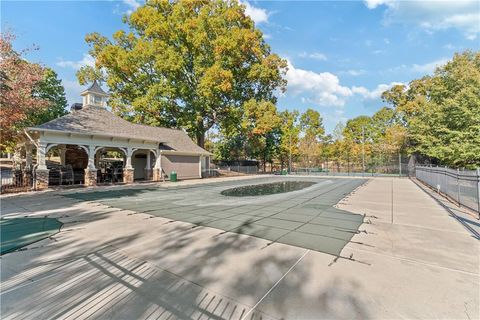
64,178,367,256
0,217,63,254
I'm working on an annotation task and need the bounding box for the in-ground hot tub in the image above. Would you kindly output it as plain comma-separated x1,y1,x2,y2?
221,180,316,197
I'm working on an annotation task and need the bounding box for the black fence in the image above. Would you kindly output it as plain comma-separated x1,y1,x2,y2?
416,166,480,216
1,169,34,194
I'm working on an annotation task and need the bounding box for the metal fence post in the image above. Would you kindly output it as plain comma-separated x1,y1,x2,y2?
456,168,460,205
398,153,401,177
444,166,447,195
477,168,480,219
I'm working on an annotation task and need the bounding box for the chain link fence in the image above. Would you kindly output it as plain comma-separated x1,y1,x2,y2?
415,166,480,217
290,153,410,176
290,167,409,177
202,165,258,178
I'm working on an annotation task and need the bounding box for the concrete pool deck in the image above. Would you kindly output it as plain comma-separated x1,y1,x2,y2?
0,176,478,319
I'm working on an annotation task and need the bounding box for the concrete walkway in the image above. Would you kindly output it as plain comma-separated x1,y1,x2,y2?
1,177,478,319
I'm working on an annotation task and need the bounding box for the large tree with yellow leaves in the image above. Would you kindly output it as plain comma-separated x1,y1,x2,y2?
77,0,287,147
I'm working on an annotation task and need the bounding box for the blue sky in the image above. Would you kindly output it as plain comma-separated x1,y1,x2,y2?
2,0,479,133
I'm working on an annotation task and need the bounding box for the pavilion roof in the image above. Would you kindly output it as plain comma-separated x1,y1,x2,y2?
29,105,210,155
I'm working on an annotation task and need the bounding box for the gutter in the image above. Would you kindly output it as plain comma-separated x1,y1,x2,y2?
159,150,212,157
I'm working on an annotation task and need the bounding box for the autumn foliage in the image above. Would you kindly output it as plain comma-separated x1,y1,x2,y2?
0,33,48,151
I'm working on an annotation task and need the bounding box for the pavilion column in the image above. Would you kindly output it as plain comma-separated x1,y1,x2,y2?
13,148,22,170
23,144,34,187
36,142,49,189
84,145,98,187
199,155,203,178
144,151,152,180
123,147,134,184
94,148,101,168
59,145,67,166
152,149,162,182
36,142,47,170
25,144,33,169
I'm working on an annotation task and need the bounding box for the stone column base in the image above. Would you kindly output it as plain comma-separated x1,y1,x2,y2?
84,169,98,186
36,169,50,190
144,168,153,180
123,168,134,184
152,168,162,181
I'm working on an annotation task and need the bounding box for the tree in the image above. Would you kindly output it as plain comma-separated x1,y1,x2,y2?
278,110,300,170
383,50,480,168
332,122,345,141
300,108,324,138
241,99,280,170
24,68,68,127
77,0,287,148
343,115,372,144
370,107,396,142
0,32,48,151
329,122,345,171
213,133,245,161
298,108,324,167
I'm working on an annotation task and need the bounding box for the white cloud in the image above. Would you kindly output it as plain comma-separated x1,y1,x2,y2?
364,0,395,9
62,79,83,91
372,49,385,54
412,58,449,73
56,54,95,70
298,52,328,61
284,61,407,112
62,79,85,105
466,33,477,40
352,82,403,100
364,0,480,39
386,57,449,74
344,69,366,76
285,61,352,107
241,1,269,24
386,64,407,73
285,61,402,107
123,0,142,14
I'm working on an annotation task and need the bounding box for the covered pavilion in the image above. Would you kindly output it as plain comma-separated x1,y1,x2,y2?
16,82,211,189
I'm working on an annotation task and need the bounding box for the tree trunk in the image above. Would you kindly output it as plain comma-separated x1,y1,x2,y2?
196,131,205,148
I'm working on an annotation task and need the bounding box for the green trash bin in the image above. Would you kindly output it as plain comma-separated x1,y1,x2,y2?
170,171,177,182
281,169,288,175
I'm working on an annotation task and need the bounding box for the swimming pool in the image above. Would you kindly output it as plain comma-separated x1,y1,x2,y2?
220,181,317,197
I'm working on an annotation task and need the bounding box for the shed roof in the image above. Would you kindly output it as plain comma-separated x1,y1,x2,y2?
29,105,210,155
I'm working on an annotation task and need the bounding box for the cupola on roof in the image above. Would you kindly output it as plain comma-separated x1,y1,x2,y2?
80,80,109,97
